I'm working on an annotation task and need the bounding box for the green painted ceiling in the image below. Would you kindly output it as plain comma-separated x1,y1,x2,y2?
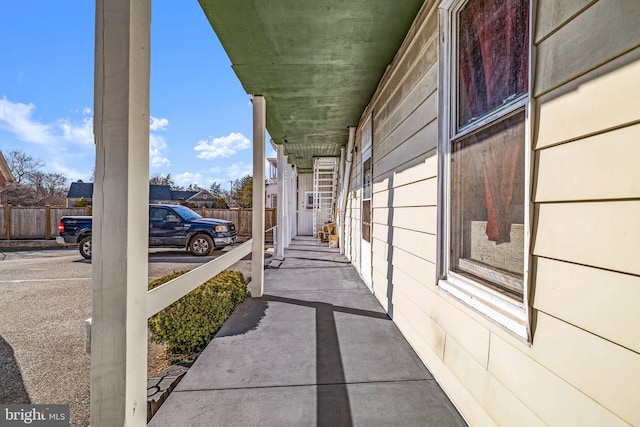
199,0,424,171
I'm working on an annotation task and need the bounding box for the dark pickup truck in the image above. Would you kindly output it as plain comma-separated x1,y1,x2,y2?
57,204,238,259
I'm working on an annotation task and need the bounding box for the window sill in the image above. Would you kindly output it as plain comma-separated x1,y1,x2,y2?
438,273,529,341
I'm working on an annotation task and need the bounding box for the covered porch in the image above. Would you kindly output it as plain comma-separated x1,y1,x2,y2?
149,238,465,426
89,0,461,425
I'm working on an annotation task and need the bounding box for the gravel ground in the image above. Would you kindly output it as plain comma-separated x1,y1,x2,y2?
0,246,258,427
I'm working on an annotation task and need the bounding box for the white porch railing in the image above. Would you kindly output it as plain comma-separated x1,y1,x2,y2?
147,240,253,317
85,240,254,354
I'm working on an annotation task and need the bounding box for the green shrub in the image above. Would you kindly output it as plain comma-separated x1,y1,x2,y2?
74,197,88,207
148,270,247,354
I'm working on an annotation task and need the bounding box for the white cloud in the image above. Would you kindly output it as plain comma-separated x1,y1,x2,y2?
226,162,252,180
149,117,171,168
0,97,95,146
0,97,54,143
149,116,168,131
150,134,171,167
174,172,204,188
194,132,250,160
59,116,94,144
0,97,175,181
178,162,254,191
48,160,88,182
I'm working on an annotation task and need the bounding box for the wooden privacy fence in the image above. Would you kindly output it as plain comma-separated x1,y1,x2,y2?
199,208,277,240
1,205,91,240
0,205,276,241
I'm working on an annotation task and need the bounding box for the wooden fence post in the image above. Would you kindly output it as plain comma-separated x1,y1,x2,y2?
201,206,207,217
5,204,11,240
272,208,277,227
45,205,52,240
237,208,243,236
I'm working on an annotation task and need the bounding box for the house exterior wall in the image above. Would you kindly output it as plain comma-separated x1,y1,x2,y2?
343,1,640,426
266,183,277,209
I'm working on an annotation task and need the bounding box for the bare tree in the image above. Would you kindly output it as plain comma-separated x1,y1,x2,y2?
5,150,68,206
7,150,45,185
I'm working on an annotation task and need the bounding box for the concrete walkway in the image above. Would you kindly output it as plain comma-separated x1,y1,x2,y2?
149,237,466,427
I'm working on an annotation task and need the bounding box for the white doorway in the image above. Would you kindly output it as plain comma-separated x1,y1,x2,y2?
360,115,373,288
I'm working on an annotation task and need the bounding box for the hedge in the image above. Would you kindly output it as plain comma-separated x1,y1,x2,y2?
148,270,247,354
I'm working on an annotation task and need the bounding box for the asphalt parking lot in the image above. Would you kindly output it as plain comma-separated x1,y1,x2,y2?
0,246,253,427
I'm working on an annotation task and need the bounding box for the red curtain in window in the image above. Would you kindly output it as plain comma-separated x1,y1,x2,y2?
458,0,528,243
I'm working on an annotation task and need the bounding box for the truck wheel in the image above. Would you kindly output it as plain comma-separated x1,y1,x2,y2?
79,236,92,259
189,234,214,256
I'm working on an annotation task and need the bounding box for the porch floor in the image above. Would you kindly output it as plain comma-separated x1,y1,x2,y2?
149,236,466,426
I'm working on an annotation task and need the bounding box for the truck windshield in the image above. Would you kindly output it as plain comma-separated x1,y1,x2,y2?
171,205,202,221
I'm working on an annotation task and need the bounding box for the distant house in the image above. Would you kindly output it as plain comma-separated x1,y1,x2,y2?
149,185,173,204
176,189,216,208
0,151,16,206
66,181,94,207
169,190,197,205
66,182,217,208
266,157,277,209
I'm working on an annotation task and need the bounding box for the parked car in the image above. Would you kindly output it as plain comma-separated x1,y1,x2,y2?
57,204,238,259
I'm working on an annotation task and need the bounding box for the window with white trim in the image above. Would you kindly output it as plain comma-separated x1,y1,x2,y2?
439,0,531,338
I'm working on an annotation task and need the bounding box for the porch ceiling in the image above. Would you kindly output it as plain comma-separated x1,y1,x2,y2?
199,0,424,171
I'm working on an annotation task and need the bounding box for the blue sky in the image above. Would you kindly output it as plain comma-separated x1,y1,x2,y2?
0,1,273,190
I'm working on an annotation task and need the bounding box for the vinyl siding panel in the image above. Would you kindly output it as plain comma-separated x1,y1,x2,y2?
529,313,640,426
383,227,437,264
530,3,640,425
536,123,640,202
534,0,640,96
420,286,491,369
384,245,435,289
488,334,629,427
373,119,438,178
444,337,546,427
533,257,640,354
536,47,640,149
535,0,595,43
534,201,640,276
393,289,446,358
374,64,438,151
373,149,438,193
373,206,437,235
373,92,438,165
372,177,437,208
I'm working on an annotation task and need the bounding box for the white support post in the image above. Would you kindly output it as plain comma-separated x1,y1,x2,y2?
283,154,291,247
251,96,266,297
92,0,150,426
290,166,298,243
276,145,286,259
